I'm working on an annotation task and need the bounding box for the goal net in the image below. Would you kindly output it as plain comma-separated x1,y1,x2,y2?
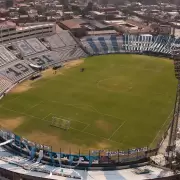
50,116,71,130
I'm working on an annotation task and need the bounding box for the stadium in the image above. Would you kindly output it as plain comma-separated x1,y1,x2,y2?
0,22,179,180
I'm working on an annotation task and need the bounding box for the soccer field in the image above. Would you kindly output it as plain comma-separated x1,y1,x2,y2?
0,54,177,153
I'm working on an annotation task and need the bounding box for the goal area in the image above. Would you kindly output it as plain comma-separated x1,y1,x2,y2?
50,116,71,130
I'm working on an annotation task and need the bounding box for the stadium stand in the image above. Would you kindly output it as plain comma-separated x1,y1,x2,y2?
0,45,17,67
86,37,100,54
0,60,35,83
58,31,77,46
160,36,175,54
81,40,95,55
11,40,36,57
53,46,88,62
0,76,13,95
81,34,176,56
45,34,65,49
149,35,169,52
98,36,109,54
1,32,180,179
27,51,61,67
110,35,120,52
171,37,180,53
137,34,152,52
26,38,47,53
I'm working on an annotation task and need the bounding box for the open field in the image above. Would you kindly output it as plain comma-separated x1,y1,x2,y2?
0,54,177,153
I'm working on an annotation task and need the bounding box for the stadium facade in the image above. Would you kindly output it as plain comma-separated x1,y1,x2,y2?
0,23,179,179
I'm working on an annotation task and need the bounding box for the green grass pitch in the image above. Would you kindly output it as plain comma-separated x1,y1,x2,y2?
0,54,177,153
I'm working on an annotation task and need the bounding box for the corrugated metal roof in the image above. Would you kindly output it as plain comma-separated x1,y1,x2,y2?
61,19,87,29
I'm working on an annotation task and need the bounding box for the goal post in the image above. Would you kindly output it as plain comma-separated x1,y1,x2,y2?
50,116,71,130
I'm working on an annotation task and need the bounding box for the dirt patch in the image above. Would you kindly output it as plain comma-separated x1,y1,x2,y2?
9,79,36,94
0,117,24,131
96,120,112,132
42,68,64,78
63,59,84,69
10,83,32,94
26,131,82,153
9,59,84,94
96,140,111,150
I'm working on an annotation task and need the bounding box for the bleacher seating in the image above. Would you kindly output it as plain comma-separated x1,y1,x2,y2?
0,32,177,97
0,76,13,95
11,40,36,57
81,40,95,55
26,38,47,53
98,37,109,53
110,35,119,52
149,35,170,52
139,35,153,52
171,37,180,53
86,38,99,54
0,46,17,67
53,46,87,62
0,32,179,178
27,51,62,67
161,36,175,54
123,34,129,51
81,34,176,55
58,31,77,46
45,34,65,49
0,60,35,83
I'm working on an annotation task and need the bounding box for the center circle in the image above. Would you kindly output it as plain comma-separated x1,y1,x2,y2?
97,76,133,92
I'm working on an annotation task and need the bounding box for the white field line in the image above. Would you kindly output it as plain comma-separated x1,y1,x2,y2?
51,101,126,122
0,106,41,120
81,124,90,132
50,113,89,125
96,76,167,96
0,91,124,146
42,113,52,121
0,95,21,107
149,109,174,148
0,103,123,145
70,127,122,145
96,77,118,92
23,101,43,113
108,121,126,140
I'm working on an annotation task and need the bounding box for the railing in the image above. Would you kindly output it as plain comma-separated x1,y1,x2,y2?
0,128,158,169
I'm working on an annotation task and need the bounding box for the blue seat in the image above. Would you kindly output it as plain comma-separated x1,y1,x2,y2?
110,35,119,52
98,37,108,53
87,38,99,54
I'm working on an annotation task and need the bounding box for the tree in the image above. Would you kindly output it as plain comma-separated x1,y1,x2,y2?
19,7,28,15
82,2,93,16
6,0,13,8
36,6,46,15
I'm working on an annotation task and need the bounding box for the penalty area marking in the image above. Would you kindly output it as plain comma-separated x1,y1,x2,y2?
42,113,52,121
0,106,42,121
53,101,126,122
49,114,89,126
41,112,90,126
22,101,44,113
108,120,126,140
70,127,122,145
81,124,90,132
0,106,122,145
